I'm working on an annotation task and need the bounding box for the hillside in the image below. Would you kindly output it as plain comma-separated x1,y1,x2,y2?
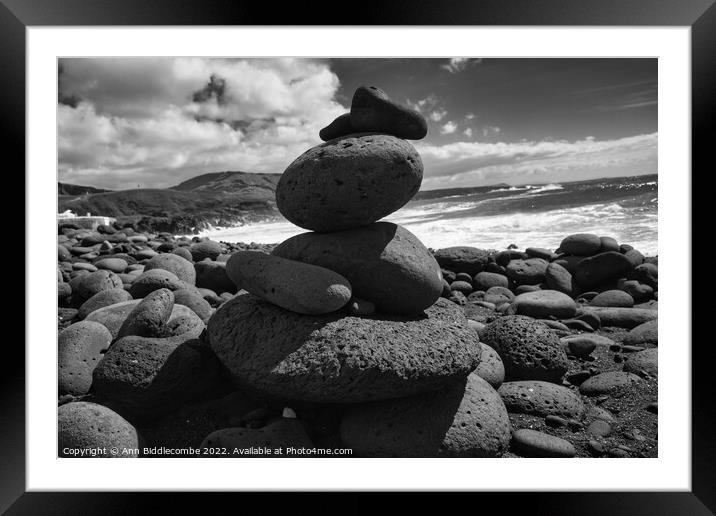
58,182,111,196
58,171,280,234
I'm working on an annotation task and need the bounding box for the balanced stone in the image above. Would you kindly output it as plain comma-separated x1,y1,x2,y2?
480,316,568,382
58,321,113,396
226,251,352,315
599,236,620,253
350,85,428,140
58,402,139,457
511,290,577,319
207,295,480,403
276,134,423,232
340,373,510,457
319,112,355,141
273,222,442,315
498,380,585,418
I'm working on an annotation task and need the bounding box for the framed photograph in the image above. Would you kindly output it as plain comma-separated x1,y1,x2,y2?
6,0,711,512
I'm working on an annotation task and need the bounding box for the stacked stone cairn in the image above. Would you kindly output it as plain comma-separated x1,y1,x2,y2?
56,87,658,459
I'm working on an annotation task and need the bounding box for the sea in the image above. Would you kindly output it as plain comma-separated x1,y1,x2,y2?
199,174,658,256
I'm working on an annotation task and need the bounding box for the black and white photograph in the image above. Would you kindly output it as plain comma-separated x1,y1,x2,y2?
56,56,660,460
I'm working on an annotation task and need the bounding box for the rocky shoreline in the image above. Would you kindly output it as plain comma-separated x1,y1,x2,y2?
57,85,657,459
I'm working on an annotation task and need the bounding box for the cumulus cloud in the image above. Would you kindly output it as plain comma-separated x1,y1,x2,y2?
429,109,447,122
463,127,473,138
441,58,482,74
415,133,658,190
58,58,345,189
440,121,458,135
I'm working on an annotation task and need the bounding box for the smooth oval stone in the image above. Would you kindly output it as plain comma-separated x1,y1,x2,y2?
92,336,223,418
116,288,174,339
545,262,575,295
591,289,634,307
498,380,585,418
207,295,480,403
86,300,203,340
190,240,222,261
566,338,596,357
620,280,653,302
319,112,355,141
226,251,352,315
75,270,123,302
340,373,510,457
171,246,194,263
58,245,72,261
586,420,612,437
553,255,585,274
574,251,634,288
434,247,490,276
276,134,423,232
579,371,641,396
511,429,576,457
58,321,113,396
599,236,620,253
511,290,577,319
128,269,186,298
627,262,658,289
450,280,473,296
480,316,568,382
273,222,442,315
473,272,508,291
560,233,602,256
579,307,657,329
77,288,133,320
73,261,98,272
94,258,128,274
624,248,645,267
484,286,515,305
622,348,658,377
525,247,555,260
474,343,505,389
506,258,548,285
496,250,528,266
58,402,139,457
561,334,616,350
623,319,658,346
350,85,427,139
58,282,72,301
195,260,236,294
144,253,196,285
200,419,314,455
173,288,213,324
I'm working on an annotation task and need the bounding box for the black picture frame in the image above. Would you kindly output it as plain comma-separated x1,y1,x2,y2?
4,0,710,513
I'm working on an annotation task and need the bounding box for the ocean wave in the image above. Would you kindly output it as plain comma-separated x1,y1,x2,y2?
526,183,564,194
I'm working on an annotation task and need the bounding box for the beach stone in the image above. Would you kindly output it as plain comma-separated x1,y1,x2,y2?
553,255,584,274
566,338,596,357
200,419,314,455
144,253,196,285
350,85,427,139
628,263,658,289
58,282,72,301
591,289,634,307
173,288,213,324
599,236,620,253
575,311,602,330
474,343,505,388
560,234,602,256
484,286,514,305
448,291,467,305
227,251,352,315
70,246,96,256
473,272,508,291
511,290,577,319
207,295,480,403
195,261,236,294
171,246,194,263
456,272,472,283
623,348,658,377
495,250,528,266
441,269,456,283
545,262,574,295
77,288,133,320
340,373,510,457
86,300,203,340
81,233,105,246
480,316,569,382
190,240,222,261
319,112,355,141
485,262,508,275
561,333,615,352
574,251,634,289
58,321,113,396
540,320,570,332
134,249,158,260
273,222,442,315
73,262,98,272
525,247,555,260
276,133,423,232
511,429,576,458
587,420,612,437
434,246,490,276
116,288,174,339
128,269,186,298
94,258,128,274
441,279,451,297
348,298,376,316
624,249,645,267
449,280,473,296
561,319,594,332
74,270,123,303
58,245,72,261
506,258,548,285
588,405,617,423
620,280,653,302
579,307,657,329
514,284,541,295
579,371,641,396
623,319,658,346
92,337,223,419
58,402,139,457
498,381,585,418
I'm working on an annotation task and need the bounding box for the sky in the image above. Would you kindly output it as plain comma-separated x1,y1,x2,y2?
58,57,657,191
